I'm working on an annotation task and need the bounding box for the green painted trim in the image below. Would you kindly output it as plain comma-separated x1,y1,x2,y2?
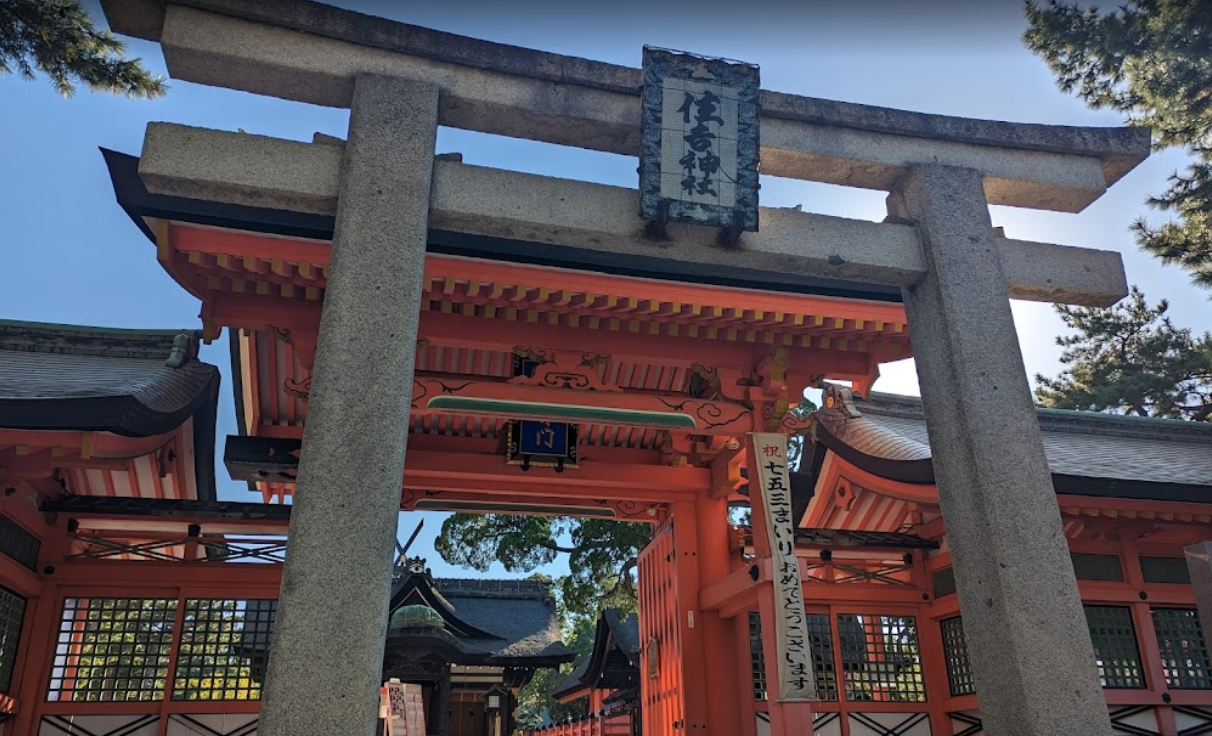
415,499,617,518
427,397,698,428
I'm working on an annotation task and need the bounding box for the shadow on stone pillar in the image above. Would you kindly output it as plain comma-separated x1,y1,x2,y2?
258,74,440,736
890,164,1111,735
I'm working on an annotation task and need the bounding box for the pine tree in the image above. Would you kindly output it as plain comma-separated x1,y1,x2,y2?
1024,0,1212,291
1035,287,1212,420
0,0,165,98
435,514,649,618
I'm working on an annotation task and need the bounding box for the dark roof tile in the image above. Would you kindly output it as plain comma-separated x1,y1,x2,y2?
0,321,220,438
816,393,1212,492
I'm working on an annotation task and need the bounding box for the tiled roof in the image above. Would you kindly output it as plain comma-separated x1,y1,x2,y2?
436,579,572,661
384,566,573,665
0,321,220,438
603,609,640,659
553,609,640,700
815,392,1212,493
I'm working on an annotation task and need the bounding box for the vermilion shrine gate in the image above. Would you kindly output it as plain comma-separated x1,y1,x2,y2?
4,2,1212,736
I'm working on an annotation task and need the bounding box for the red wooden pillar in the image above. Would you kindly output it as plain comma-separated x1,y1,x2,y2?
746,445,814,736
8,582,57,736
694,495,742,736
639,522,680,736
915,603,953,733
733,612,759,736
8,519,72,736
670,500,709,736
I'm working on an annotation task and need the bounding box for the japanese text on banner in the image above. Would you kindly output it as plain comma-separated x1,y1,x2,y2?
751,432,817,702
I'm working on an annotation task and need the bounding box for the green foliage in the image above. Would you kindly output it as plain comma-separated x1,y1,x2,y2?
1035,287,1212,420
1023,0,1212,290
435,514,649,616
0,0,165,98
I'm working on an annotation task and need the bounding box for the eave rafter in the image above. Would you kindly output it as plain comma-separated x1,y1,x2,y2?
160,221,913,356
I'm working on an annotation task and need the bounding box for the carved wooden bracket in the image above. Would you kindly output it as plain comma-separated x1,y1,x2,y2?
509,348,621,392
755,346,790,398
268,324,319,401
658,432,688,467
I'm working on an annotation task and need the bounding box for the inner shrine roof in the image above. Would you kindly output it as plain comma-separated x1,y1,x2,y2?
812,392,1212,499
388,562,574,665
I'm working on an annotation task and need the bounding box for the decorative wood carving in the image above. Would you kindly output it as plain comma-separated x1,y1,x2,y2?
509,348,621,392
822,383,862,418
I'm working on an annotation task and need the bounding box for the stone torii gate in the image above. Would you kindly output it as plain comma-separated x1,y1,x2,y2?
102,2,1149,735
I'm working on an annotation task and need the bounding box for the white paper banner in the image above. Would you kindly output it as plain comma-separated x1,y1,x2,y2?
751,432,817,702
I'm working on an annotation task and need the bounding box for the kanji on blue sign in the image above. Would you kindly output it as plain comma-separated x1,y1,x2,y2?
518,420,571,457
640,47,760,232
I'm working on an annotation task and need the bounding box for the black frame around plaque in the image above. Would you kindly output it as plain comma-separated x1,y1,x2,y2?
639,46,760,233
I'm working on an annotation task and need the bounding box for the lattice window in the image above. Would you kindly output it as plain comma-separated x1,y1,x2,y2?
1084,605,1145,689
837,614,925,702
1152,608,1212,690
0,585,26,694
173,599,276,700
807,613,838,701
0,516,39,570
838,615,921,703
48,598,178,701
749,611,836,701
940,616,975,697
749,612,766,701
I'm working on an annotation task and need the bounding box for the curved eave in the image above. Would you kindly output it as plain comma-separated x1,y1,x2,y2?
385,631,575,668
553,610,639,702
809,413,1212,507
811,416,935,485
0,372,220,503
1051,474,1212,505
0,371,218,438
552,615,613,702
555,669,596,703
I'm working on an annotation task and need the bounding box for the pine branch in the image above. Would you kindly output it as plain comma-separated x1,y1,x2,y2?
0,0,166,98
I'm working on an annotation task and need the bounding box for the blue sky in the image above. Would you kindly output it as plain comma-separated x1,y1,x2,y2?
1,0,1206,577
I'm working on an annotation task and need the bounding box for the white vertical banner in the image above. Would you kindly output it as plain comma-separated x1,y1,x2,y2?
751,432,818,702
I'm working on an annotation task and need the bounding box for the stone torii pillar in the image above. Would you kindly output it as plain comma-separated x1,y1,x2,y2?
257,74,438,736
889,165,1110,735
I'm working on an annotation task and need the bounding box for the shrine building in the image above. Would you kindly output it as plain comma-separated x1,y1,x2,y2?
5,1,1210,735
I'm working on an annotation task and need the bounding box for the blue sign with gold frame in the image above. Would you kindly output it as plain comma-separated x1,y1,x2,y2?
639,47,760,234
506,420,579,471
